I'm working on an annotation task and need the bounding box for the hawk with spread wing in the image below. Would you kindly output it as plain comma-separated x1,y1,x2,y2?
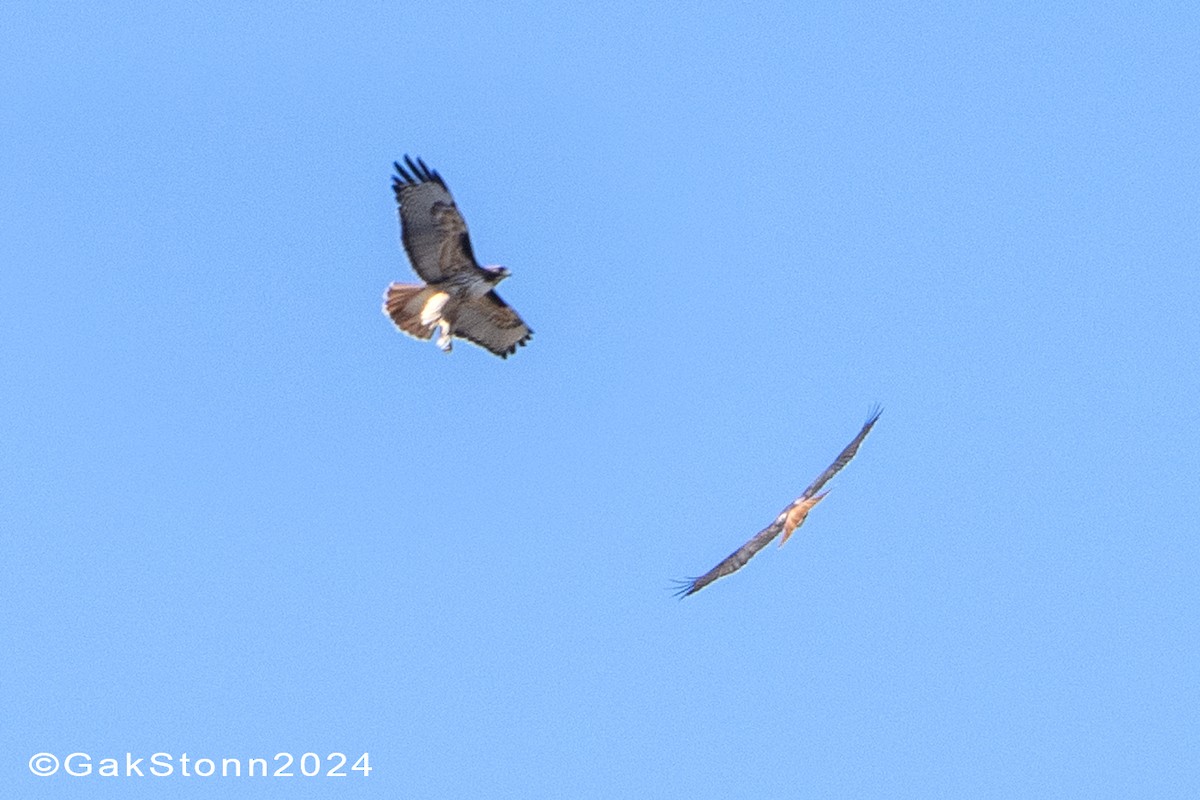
382,156,532,358
673,408,881,598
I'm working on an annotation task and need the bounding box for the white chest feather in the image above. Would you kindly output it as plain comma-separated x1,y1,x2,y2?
420,291,450,327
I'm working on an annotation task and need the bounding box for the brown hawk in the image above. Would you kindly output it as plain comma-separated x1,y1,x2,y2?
383,156,532,358
673,408,881,597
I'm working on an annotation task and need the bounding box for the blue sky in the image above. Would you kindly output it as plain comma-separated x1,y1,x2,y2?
3,1,1198,796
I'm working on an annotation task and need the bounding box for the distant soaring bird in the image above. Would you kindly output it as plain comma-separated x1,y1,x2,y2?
382,156,532,358
673,408,881,597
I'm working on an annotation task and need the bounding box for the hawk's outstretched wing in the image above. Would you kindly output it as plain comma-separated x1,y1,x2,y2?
671,520,787,599
449,291,533,359
796,405,882,501
673,407,881,598
393,155,479,282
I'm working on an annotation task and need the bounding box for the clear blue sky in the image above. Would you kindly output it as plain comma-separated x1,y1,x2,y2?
4,2,1198,797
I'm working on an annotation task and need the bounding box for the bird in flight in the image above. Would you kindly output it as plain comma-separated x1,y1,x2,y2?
673,407,882,598
382,156,532,358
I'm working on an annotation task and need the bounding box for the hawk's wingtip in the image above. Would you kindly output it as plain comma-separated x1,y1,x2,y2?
669,578,700,599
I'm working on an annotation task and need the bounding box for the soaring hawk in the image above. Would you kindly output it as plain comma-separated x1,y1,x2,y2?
673,408,881,597
383,156,532,358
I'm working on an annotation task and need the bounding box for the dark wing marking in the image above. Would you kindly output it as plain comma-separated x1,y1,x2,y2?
393,155,479,282
673,406,882,598
448,291,533,359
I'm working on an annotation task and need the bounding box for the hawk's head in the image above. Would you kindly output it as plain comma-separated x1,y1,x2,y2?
483,265,511,284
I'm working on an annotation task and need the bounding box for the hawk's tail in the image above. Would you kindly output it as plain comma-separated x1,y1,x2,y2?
383,283,439,340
